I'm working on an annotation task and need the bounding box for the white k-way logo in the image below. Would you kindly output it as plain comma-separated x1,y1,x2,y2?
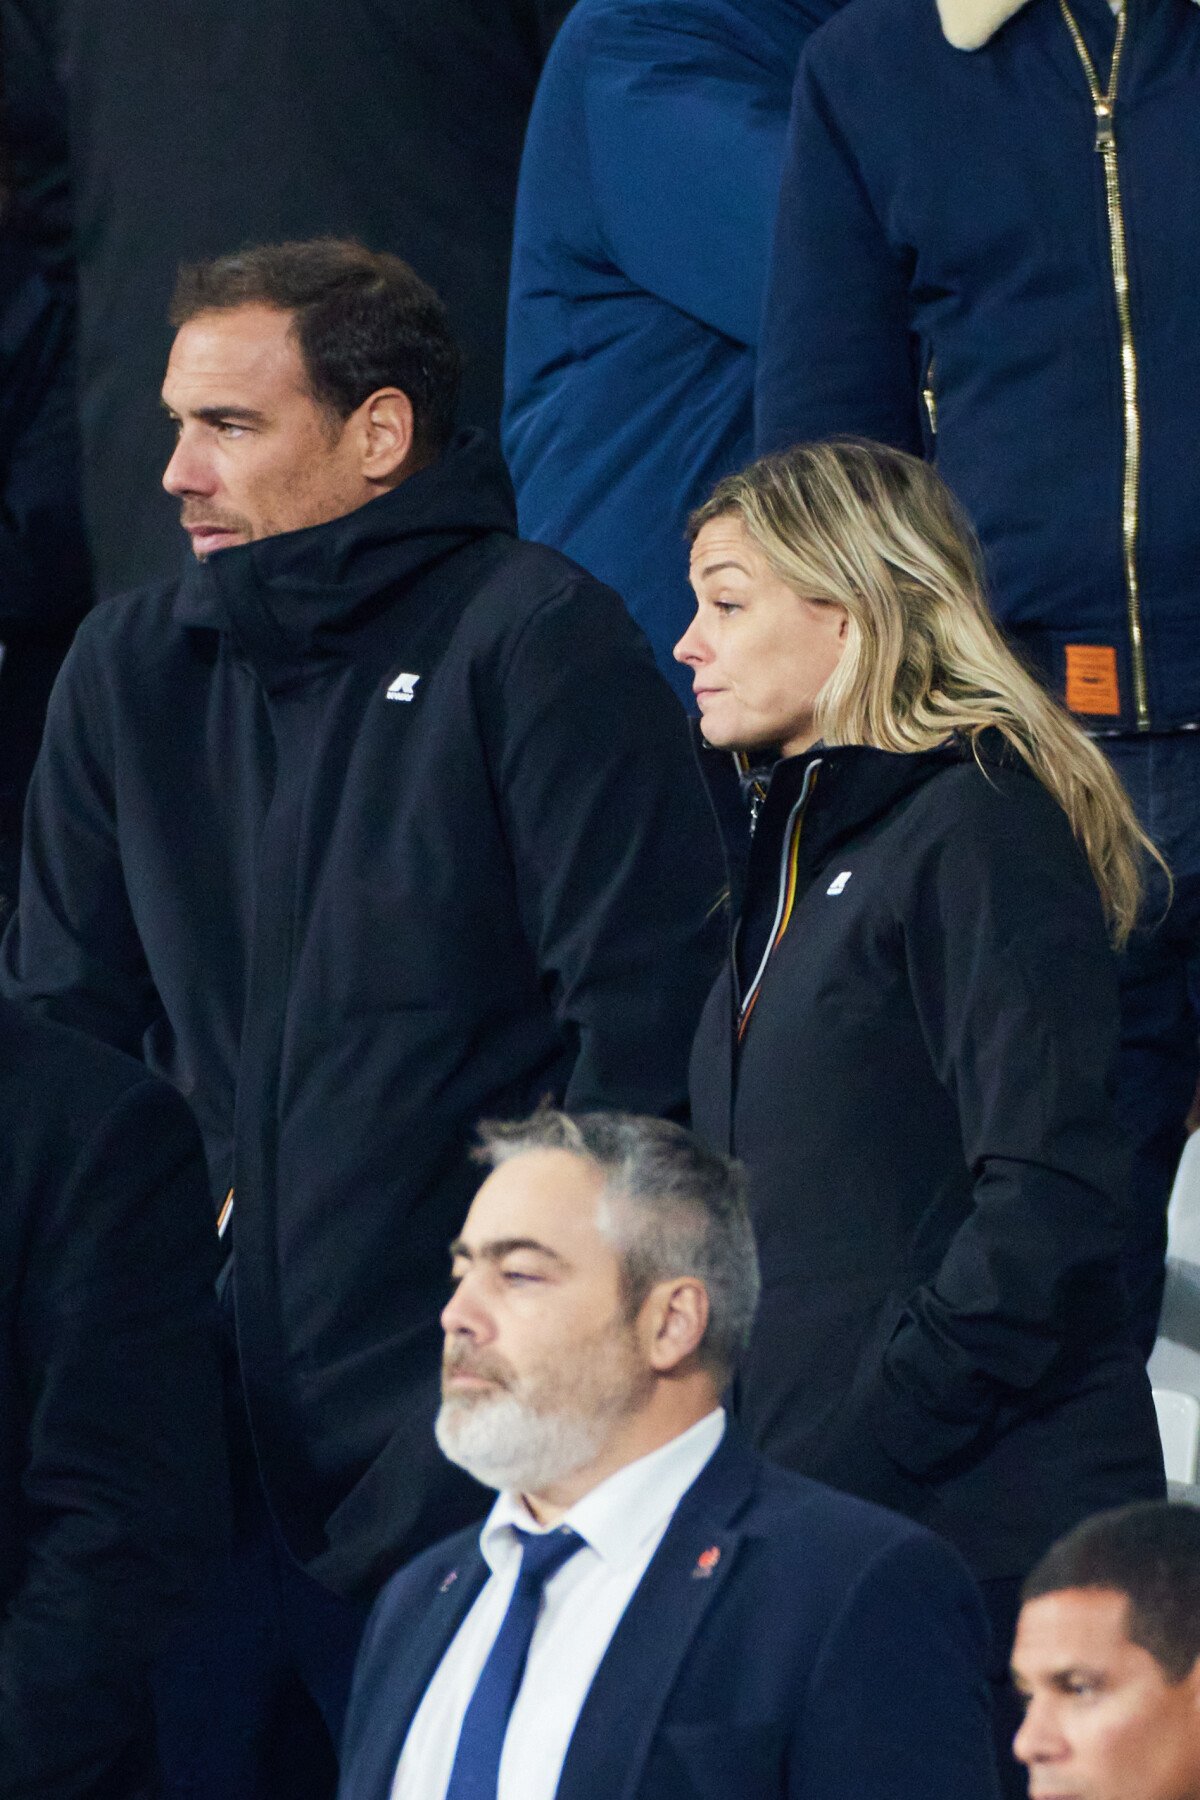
826,870,853,895
385,672,421,703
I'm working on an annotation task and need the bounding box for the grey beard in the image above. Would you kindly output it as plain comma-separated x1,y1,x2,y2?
435,1390,609,1495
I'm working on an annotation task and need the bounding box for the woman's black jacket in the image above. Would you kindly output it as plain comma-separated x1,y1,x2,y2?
690,735,1164,1582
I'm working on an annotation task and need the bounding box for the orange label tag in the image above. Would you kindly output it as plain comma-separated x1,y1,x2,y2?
1065,644,1121,716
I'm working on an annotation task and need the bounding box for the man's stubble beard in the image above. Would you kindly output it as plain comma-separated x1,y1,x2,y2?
435,1318,654,1496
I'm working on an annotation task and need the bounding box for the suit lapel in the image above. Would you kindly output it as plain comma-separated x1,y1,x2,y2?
554,1430,759,1800
358,1546,490,1799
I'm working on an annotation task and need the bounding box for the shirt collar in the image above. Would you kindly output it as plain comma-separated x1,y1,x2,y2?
480,1410,726,1576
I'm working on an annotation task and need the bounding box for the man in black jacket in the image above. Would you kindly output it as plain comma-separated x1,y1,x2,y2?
1,239,725,1791
0,995,228,1798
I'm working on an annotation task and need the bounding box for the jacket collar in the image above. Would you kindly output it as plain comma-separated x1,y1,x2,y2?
171,427,516,680
775,738,965,867
700,733,973,875
937,0,1200,51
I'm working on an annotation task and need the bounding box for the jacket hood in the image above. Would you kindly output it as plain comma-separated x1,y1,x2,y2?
173,428,516,666
937,0,1200,51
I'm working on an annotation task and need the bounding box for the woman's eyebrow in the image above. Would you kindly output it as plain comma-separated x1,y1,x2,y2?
696,559,750,579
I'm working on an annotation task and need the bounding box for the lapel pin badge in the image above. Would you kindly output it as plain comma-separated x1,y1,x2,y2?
693,1545,721,1580
439,1569,459,1594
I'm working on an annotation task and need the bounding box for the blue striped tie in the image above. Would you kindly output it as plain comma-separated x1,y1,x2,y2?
443,1526,585,1800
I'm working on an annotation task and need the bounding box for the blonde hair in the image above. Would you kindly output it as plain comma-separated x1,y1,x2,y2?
691,440,1162,947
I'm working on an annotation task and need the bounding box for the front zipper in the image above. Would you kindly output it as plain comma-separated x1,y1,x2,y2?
737,759,821,1041
1058,0,1150,730
734,750,771,837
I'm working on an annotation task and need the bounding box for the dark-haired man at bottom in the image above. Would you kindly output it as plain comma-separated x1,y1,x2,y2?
1012,1503,1200,1800
0,239,724,1795
341,1110,1000,1800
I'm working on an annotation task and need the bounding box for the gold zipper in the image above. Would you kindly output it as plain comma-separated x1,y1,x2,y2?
1058,0,1149,730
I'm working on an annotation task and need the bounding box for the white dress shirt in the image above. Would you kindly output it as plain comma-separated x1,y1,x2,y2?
392,1409,726,1800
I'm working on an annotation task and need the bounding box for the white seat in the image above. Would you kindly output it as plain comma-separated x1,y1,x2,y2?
1149,1135,1200,1405
1168,1131,1200,1265
1152,1388,1200,1485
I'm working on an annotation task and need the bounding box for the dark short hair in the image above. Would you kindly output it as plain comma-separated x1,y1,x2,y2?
1022,1503,1200,1682
475,1110,761,1379
169,238,462,455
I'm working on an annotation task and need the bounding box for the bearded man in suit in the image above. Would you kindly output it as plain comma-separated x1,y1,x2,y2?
340,1109,1001,1800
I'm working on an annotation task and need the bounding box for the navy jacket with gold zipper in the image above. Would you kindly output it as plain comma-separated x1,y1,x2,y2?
757,0,1200,733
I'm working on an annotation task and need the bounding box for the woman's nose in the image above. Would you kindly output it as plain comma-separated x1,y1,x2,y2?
674,613,708,666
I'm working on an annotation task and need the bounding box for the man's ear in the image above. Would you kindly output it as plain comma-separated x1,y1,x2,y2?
356,387,417,483
644,1277,710,1374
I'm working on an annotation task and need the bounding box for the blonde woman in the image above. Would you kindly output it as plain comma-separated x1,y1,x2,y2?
679,440,1165,1797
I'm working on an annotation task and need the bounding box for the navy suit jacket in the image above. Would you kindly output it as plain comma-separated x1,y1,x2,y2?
339,1428,1001,1800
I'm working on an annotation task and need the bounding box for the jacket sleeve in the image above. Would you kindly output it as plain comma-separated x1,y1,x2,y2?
755,48,924,455
861,770,1132,1482
0,616,161,1052
581,2,802,345
0,1077,229,1797
796,1529,999,1800
798,1526,993,1800
491,577,725,1119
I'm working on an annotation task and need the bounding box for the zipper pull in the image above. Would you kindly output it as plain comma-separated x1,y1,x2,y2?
1094,100,1115,152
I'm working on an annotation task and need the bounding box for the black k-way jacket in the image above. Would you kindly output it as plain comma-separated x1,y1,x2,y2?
0,997,228,1797
690,737,1164,1582
1,432,725,1599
